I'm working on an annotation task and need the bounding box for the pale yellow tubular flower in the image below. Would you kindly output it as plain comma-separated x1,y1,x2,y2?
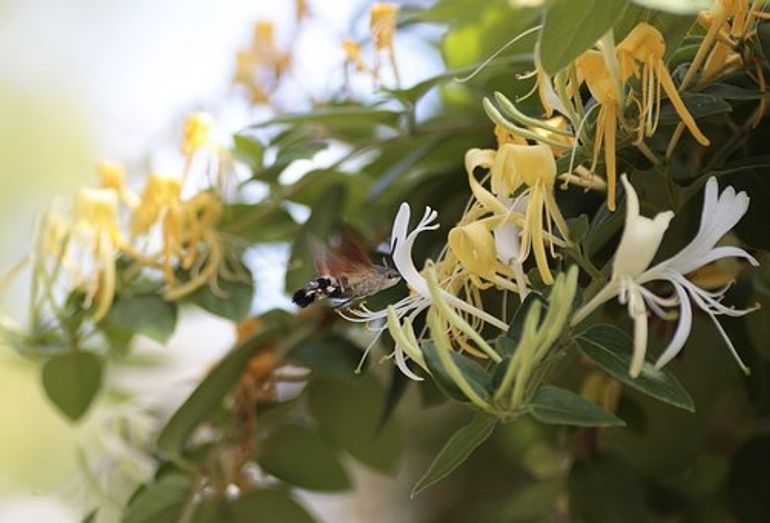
467,144,570,285
680,0,736,91
96,160,140,208
74,188,122,322
130,173,183,237
181,112,213,158
369,3,401,85
162,192,226,301
369,3,399,50
576,50,620,211
342,39,369,73
616,23,709,147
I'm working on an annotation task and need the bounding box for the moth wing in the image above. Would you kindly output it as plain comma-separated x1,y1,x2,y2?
335,231,373,266
308,237,333,275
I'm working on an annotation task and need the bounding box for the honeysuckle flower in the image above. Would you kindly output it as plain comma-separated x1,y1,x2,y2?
233,20,290,104
130,173,182,237
369,2,401,85
96,160,139,208
576,50,621,211
72,188,123,322
343,203,510,379
129,173,230,298
342,38,368,73
369,3,399,51
465,143,570,285
616,23,709,148
572,175,758,378
181,112,213,158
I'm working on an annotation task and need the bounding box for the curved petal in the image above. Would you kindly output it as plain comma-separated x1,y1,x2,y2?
613,175,673,279
654,280,692,369
660,178,751,275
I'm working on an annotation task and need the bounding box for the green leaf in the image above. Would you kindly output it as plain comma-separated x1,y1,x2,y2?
421,341,492,402
218,204,298,244
703,83,770,101
289,336,362,380
411,414,498,497
157,327,279,454
659,93,731,124
568,454,648,523
576,324,695,411
123,473,193,523
539,0,629,75
258,424,351,492
104,293,177,344
232,134,264,172
250,105,401,130
307,376,402,472
568,214,591,244
185,266,254,322
41,351,104,422
229,489,317,523
526,386,625,427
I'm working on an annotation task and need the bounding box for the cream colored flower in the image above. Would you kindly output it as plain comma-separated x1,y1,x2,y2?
572,175,758,377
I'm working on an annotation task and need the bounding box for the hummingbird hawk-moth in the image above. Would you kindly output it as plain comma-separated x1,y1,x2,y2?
291,235,400,309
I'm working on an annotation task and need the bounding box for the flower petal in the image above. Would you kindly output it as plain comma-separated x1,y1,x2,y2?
654,280,692,369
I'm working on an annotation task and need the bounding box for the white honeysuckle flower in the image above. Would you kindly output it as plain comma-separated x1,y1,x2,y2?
342,202,509,379
572,175,758,378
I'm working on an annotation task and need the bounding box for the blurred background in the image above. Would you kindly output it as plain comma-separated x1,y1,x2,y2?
0,0,447,520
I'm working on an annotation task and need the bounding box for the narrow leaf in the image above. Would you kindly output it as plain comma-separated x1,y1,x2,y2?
411,414,498,497
527,386,625,427
577,324,695,411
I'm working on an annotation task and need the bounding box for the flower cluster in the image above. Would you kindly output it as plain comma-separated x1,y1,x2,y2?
28,113,244,324
342,6,765,392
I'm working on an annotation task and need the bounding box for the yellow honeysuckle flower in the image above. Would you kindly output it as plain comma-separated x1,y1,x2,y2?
233,19,291,105
616,23,709,147
131,173,182,237
181,112,213,157
369,3,399,50
466,143,570,285
73,188,122,322
576,50,621,211
447,221,509,284
369,3,401,85
129,173,226,297
342,39,368,73
96,160,140,208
